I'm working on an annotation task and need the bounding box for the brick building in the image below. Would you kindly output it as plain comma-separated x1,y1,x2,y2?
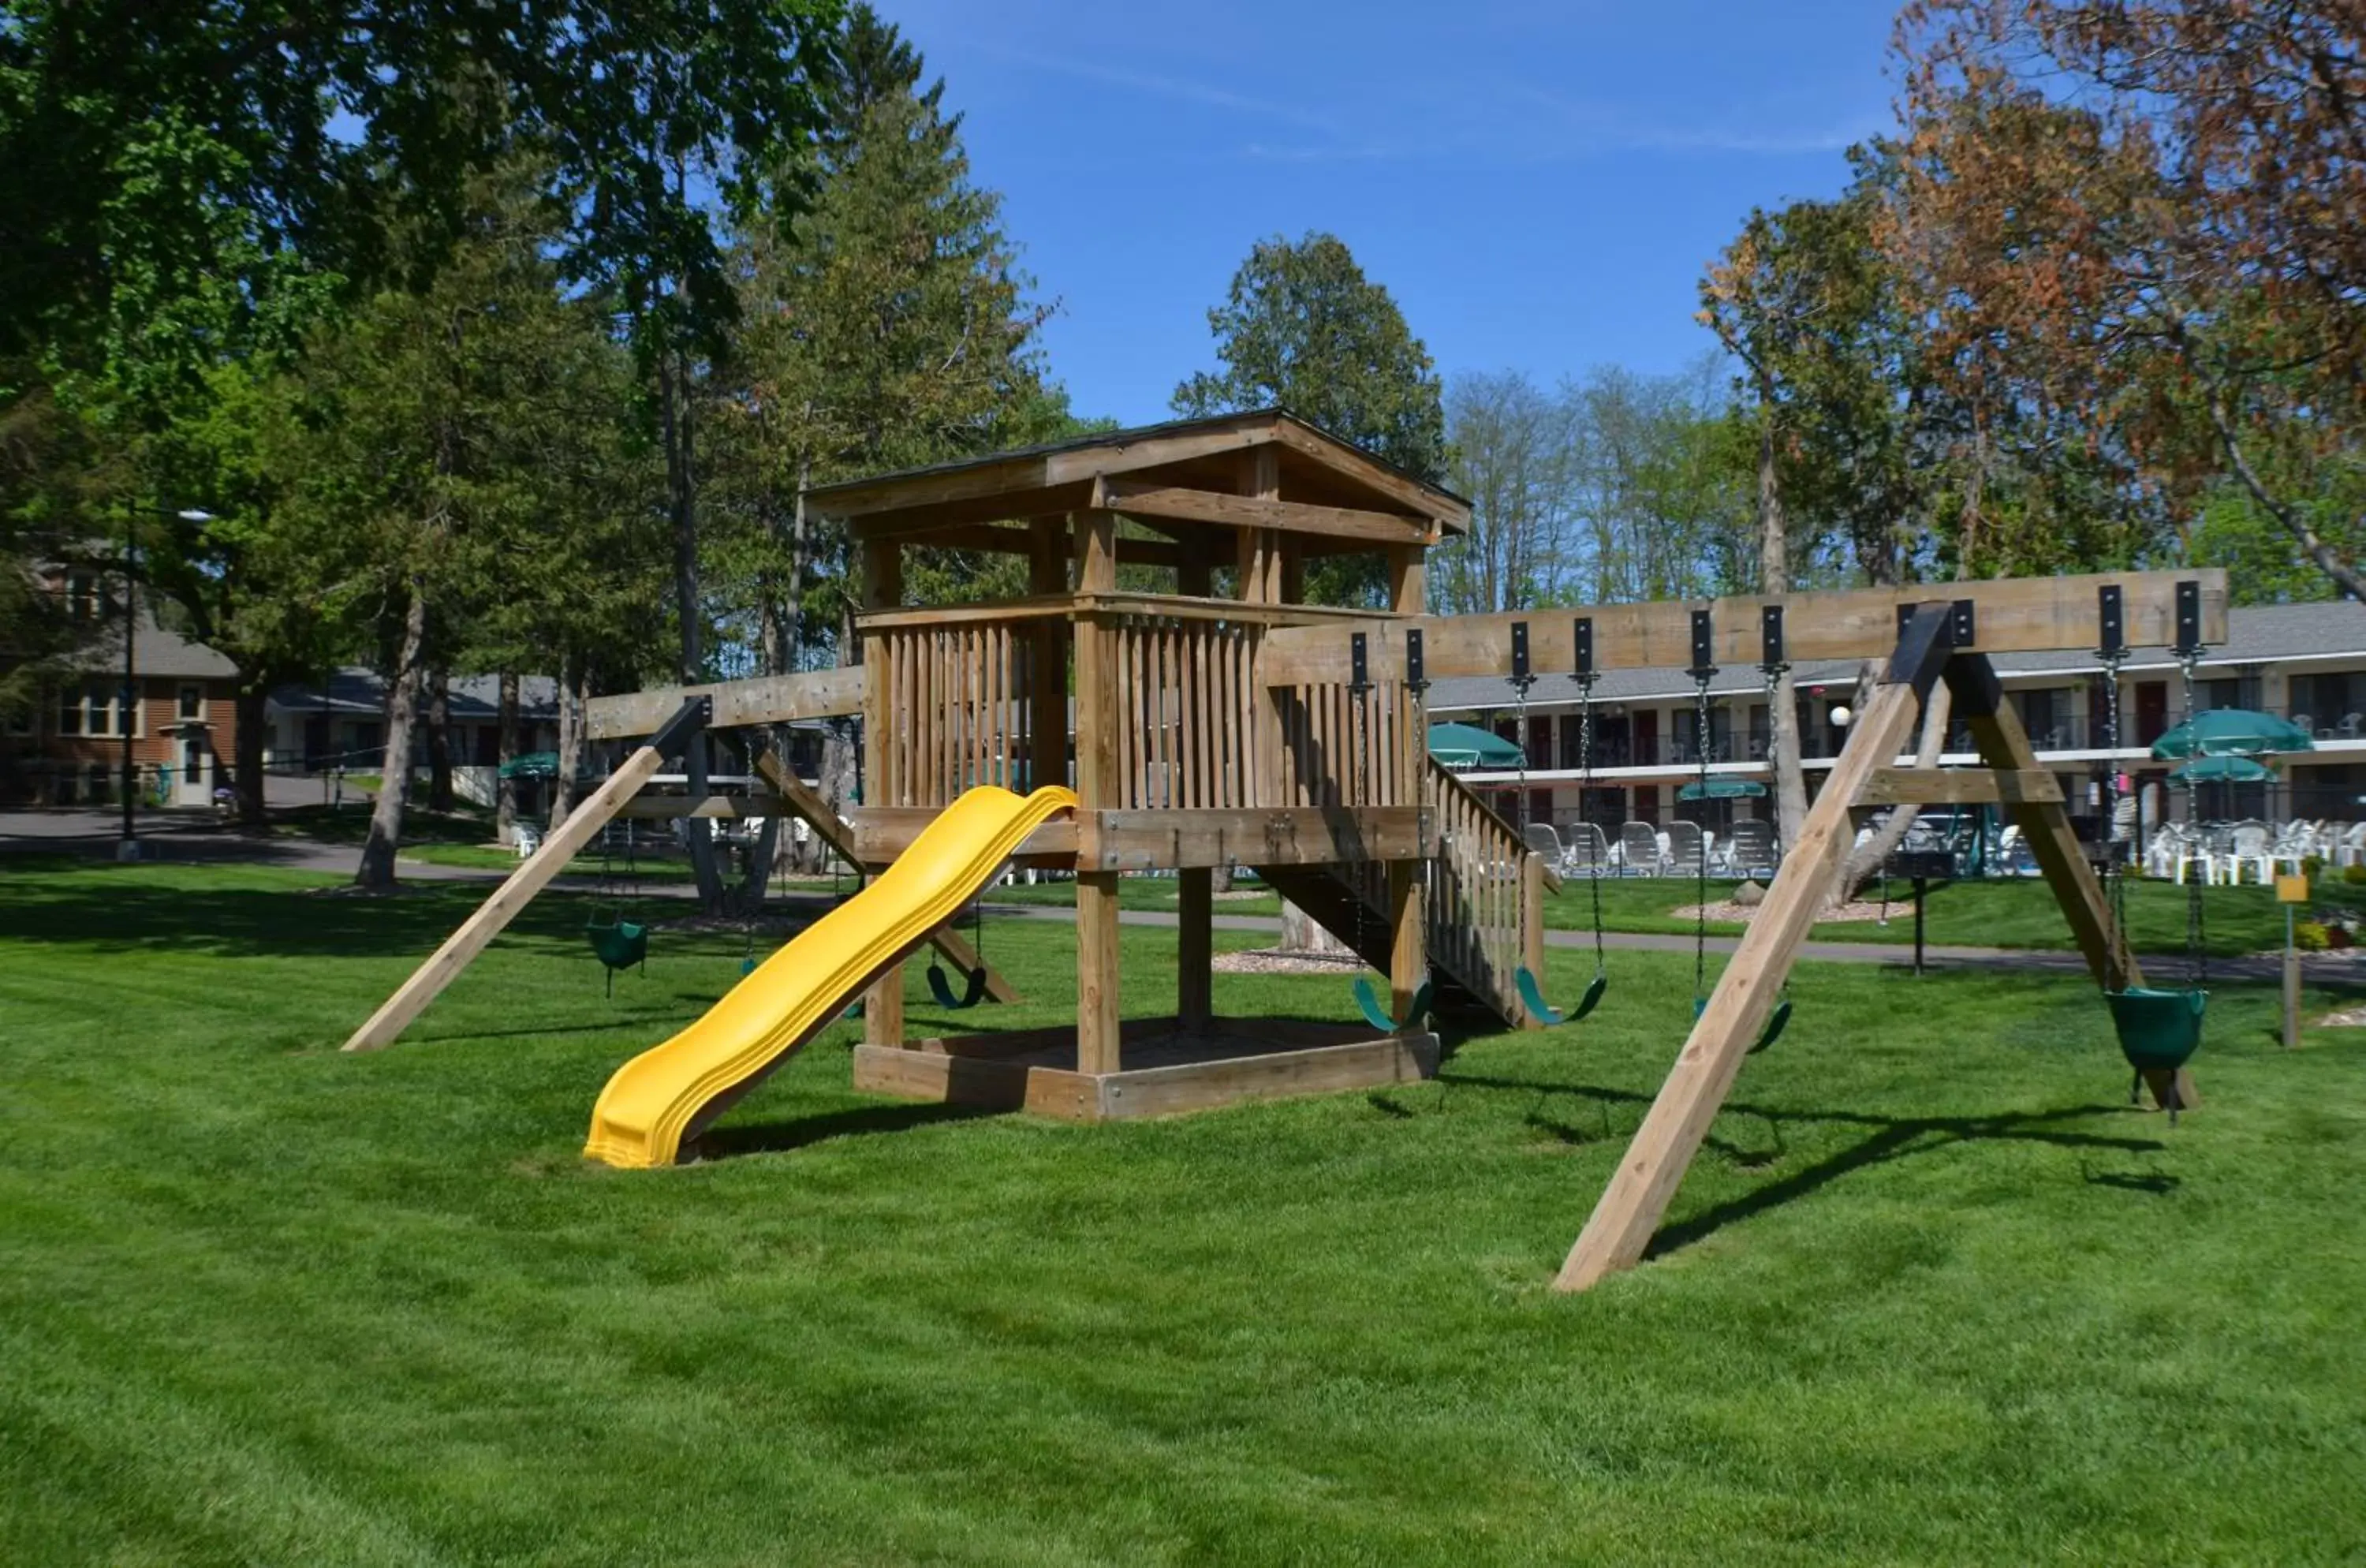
2,563,241,808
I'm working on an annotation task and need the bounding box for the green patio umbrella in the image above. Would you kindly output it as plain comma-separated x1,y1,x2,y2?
2149,708,2313,760
498,750,559,779
1677,777,1768,801
1427,722,1525,770
2168,755,2275,785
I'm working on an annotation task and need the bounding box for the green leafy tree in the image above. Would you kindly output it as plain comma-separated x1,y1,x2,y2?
259,165,651,890
1174,233,1448,605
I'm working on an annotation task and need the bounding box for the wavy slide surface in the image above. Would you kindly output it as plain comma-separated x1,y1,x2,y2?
585,783,1077,1168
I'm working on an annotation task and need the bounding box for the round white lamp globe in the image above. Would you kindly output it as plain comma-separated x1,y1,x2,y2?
1829,704,1853,727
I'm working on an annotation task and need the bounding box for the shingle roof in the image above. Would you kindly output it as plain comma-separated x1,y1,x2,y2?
265,669,559,719
66,614,238,681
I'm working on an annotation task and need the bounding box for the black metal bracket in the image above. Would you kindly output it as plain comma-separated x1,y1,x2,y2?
1688,609,1718,681
1760,604,1786,672
1349,632,1370,691
1405,628,1426,693
1510,620,1532,689
2174,578,2204,657
1573,617,1594,680
647,695,711,763
1887,603,1957,705
2098,584,2126,659
1953,598,1976,648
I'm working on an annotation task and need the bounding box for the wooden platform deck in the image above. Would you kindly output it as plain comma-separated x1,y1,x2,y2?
852,1017,1439,1123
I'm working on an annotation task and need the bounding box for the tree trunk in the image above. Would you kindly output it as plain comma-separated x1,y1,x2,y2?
233,678,270,825
356,588,427,890
1756,385,1809,850
494,668,520,846
551,650,585,829
424,663,454,812
1278,901,1355,958
659,340,724,909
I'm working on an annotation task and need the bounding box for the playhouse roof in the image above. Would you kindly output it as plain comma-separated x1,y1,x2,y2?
804,408,1471,554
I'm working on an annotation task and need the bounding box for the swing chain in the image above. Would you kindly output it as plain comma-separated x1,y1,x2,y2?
2180,651,2208,989
1693,670,1714,1004
2100,649,2133,957
1577,672,1606,974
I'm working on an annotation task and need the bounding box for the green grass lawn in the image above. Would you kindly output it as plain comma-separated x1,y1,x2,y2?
1540,872,2334,958
4,860,2364,1563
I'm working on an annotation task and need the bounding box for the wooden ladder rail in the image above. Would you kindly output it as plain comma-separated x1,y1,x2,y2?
342,697,710,1053
749,751,1020,1005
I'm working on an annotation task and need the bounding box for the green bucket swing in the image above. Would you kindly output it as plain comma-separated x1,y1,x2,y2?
585,821,651,996
2098,625,2210,1114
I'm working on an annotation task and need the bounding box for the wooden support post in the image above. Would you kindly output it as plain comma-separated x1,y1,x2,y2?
1075,507,1118,593
1073,510,1123,1072
341,741,671,1051
1387,544,1426,616
1554,608,1953,1292
864,959,905,1049
1179,867,1214,1030
1390,857,1426,1030
1944,652,2194,1111
1028,517,1067,792
1236,448,1282,603
1077,873,1123,1073
1518,850,1547,1032
861,533,907,1044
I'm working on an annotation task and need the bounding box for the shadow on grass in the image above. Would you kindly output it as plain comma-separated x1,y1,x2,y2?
1443,1066,2166,1259
1642,1102,2163,1260
690,1099,1008,1161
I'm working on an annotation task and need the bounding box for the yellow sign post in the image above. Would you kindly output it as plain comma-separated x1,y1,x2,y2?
2277,874,2309,1050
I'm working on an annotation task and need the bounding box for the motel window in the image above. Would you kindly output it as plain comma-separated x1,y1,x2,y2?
178,685,203,721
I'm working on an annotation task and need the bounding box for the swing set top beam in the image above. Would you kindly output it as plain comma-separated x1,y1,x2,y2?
1256,569,2228,687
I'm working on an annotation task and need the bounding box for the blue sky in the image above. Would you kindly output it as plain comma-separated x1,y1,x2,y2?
877,0,1903,425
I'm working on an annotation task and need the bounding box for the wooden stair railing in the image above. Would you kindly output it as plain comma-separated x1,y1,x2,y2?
1249,759,1537,1030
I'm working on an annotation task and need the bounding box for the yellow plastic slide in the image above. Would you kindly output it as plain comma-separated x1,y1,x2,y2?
584,783,1077,1168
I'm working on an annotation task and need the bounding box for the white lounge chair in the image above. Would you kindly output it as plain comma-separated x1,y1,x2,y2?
1618,821,1664,876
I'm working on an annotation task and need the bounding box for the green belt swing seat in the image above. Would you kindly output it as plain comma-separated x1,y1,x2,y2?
1354,974,1434,1033
586,918,649,994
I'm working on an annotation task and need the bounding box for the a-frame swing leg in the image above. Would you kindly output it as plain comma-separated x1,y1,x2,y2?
340,699,711,1051
1942,654,2198,1113
1553,604,1960,1293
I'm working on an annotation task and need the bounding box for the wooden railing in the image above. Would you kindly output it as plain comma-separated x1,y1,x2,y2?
1102,610,1263,811
865,614,1052,809
1269,678,1419,812
1424,760,1529,1021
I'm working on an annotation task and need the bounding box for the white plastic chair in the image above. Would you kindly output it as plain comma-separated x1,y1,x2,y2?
2340,822,2366,869
1562,823,1613,876
1722,819,1777,879
513,823,542,858
1664,821,1710,878
1522,822,1567,874
2172,826,2218,886
2226,822,2274,886
1618,821,1664,876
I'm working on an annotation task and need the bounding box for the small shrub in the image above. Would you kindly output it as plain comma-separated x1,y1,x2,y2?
2303,854,2326,879
2297,920,2333,952
2345,864,2366,886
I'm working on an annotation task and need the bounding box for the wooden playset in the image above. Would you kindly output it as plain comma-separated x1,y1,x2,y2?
338,409,2227,1291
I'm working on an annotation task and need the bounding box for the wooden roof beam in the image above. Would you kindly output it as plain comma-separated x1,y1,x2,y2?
1266,417,1472,532
1100,476,1441,547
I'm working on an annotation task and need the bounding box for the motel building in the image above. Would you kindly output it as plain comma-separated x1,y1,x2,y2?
1426,599,2366,839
